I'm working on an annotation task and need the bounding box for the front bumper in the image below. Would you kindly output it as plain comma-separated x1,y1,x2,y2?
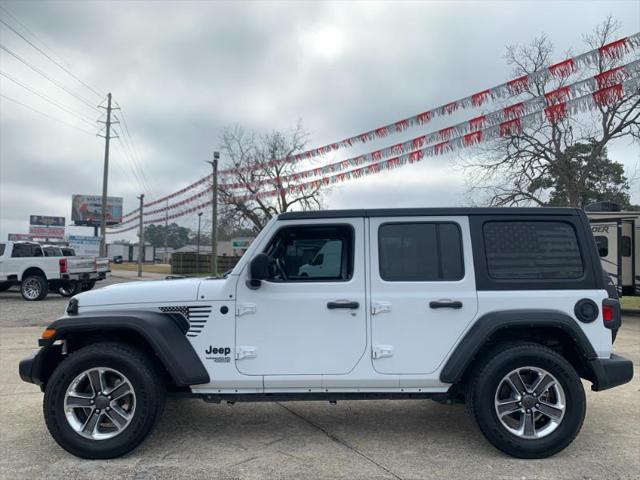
19,345,63,390
589,353,634,391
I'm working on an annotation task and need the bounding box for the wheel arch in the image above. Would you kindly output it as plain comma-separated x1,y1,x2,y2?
21,266,47,281
440,310,599,386
36,310,209,388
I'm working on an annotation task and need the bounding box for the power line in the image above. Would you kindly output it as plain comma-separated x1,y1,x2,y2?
114,104,156,198
0,5,73,70
0,93,96,136
112,129,150,195
0,43,99,111
114,107,154,195
0,17,104,99
0,70,97,126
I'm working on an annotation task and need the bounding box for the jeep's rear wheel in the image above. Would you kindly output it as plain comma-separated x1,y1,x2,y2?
44,342,165,459
468,343,585,459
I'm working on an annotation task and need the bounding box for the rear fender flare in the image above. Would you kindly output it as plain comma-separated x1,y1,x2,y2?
440,309,597,384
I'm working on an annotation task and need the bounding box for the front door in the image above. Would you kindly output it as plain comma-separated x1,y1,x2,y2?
235,219,367,378
369,216,478,375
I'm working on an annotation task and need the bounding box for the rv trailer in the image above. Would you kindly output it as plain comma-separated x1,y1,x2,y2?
586,202,639,296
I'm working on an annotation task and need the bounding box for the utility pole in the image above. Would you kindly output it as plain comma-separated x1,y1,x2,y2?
164,199,168,263
196,212,203,275
98,93,114,257
137,194,144,278
206,151,220,276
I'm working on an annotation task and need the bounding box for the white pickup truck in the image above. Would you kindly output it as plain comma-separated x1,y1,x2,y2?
0,241,100,300
44,245,109,296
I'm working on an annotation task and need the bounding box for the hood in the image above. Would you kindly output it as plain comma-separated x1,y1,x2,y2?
75,278,203,307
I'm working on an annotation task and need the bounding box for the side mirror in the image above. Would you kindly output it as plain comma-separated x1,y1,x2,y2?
247,253,270,289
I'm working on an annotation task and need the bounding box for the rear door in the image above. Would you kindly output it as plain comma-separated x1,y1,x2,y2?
369,216,478,374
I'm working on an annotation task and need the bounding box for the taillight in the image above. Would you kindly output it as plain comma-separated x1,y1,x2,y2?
59,258,68,274
602,299,621,343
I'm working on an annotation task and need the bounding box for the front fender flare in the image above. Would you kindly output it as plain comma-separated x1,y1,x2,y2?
43,310,209,386
439,309,597,384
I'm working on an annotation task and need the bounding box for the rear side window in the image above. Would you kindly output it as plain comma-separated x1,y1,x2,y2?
483,221,583,280
43,247,60,257
379,222,464,281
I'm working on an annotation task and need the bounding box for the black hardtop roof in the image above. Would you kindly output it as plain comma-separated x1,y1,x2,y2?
278,207,583,220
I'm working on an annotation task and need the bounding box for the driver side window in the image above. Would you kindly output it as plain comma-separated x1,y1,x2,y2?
264,225,353,282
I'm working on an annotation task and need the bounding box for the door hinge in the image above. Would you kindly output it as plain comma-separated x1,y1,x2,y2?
235,346,257,360
237,303,256,316
371,301,392,315
372,345,394,359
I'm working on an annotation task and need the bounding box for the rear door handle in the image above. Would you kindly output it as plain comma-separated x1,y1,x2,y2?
327,300,360,310
429,300,463,309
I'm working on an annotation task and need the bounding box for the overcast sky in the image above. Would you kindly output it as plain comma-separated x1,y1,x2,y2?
1,0,639,241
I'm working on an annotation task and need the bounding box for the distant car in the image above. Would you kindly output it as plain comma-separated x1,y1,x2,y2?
57,247,110,295
0,241,98,300
113,255,123,264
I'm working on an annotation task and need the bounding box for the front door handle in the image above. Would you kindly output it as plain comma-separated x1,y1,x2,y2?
429,300,463,309
327,300,360,310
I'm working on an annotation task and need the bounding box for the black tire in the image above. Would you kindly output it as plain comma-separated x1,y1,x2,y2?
58,282,82,297
467,343,586,459
20,274,48,301
81,280,97,292
43,342,165,459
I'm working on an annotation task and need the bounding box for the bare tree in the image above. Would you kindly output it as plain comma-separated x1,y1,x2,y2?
216,122,322,233
465,17,640,207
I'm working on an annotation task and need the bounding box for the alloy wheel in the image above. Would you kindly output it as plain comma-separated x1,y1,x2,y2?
22,278,41,300
494,366,566,439
64,367,136,440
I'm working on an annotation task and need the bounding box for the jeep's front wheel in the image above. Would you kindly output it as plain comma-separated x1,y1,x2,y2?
468,343,586,459
43,342,165,459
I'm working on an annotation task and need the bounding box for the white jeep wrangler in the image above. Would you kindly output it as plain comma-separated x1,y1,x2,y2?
20,208,633,459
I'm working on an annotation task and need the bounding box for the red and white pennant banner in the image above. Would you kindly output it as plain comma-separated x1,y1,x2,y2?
217,61,639,191
217,33,640,177
119,33,639,220
225,77,640,203
108,76,639,234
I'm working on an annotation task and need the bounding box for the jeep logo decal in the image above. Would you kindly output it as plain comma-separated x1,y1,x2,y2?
206,346,231,356
205,346,232,363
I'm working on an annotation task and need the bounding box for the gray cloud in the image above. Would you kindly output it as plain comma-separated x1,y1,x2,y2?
1,0,639,240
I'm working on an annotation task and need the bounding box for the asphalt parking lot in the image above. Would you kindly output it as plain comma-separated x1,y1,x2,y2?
1,277,638,479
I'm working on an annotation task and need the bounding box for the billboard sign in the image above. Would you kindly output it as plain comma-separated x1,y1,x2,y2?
72,195,123,226
30,215,65,227
8,233,33,241
29,215,65,238
29,226,65,238
67,235,101,256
